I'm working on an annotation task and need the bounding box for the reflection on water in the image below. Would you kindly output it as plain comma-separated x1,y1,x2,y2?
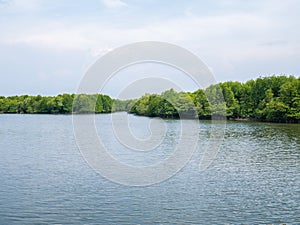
0,113,299,224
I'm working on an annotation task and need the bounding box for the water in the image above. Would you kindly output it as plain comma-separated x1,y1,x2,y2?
0,113,299,224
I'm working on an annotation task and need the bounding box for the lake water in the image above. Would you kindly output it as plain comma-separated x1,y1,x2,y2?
0,113,299,224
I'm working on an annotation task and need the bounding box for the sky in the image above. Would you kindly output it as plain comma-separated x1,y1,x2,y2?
0,0,299,98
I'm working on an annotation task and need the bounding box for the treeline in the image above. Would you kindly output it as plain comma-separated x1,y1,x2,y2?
0,94,113,114
0,75,299,123
129,75,300,123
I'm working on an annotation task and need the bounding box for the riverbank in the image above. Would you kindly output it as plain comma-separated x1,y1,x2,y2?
1,75,299,123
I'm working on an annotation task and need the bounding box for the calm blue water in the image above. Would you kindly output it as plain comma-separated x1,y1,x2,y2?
0,113,299,224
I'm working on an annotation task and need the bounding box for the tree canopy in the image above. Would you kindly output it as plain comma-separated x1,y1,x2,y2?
0,94,113,114
0,75,299,123
129,75,300,123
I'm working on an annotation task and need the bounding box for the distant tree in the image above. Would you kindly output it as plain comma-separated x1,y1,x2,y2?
0,75,299,123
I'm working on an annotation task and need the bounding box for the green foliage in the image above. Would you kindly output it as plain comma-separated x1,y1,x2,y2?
0,75,299,123
0,93,113,114
129,89,198,119
129,75,300,123
190,89,211,119
204,84,227,117
71,94,113,113
112,99,137,112
129,94,177,118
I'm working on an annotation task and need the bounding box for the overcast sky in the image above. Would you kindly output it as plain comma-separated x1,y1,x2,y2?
0,0,299,97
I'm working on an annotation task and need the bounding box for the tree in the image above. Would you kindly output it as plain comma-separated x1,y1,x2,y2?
0,75,299,123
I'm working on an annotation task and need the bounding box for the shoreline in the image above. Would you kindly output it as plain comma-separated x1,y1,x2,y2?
1,111,299,124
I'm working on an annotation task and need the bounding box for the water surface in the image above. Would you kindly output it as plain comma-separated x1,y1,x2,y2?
0,113,299,224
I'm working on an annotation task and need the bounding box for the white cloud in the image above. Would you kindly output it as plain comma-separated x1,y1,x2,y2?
0,0,299,89
1,12,294,62
101,0,127,8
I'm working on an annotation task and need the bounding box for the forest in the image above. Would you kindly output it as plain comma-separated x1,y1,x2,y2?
0,94,113,114
0,75,299,123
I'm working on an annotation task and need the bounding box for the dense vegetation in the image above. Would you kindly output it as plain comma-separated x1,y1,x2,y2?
129,75,300,122
0,94,113,114
0,75,299,123
129,76,300,122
